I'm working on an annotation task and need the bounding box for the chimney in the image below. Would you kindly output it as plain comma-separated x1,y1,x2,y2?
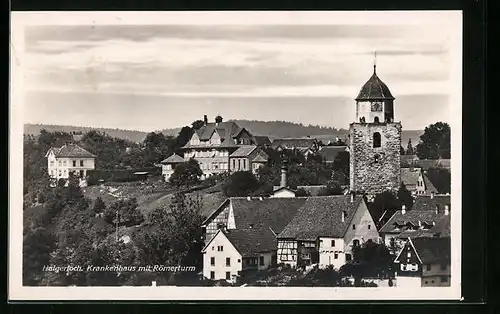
444,205,450,215
401,205,406,215
204,115,208,125
280,161,288,188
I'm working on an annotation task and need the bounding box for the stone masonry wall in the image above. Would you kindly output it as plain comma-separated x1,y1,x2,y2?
349,122,402,195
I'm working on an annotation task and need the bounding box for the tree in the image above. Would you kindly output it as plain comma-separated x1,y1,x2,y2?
176,126,194,149
104,198,144,227
351,240,393,278
332,151,350,184
317,185,343,196
169,159,203,188
368,191,400,228
426,167,451,194
191,120,205,130
23,228,56,285
222,171,261,197
406,138,415,155
416,122,451,159
397,183,414,209
92,197,106,214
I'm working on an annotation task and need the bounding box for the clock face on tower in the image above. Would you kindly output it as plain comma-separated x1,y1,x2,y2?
371,102,383,112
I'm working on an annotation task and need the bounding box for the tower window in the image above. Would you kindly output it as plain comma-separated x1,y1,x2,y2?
374,116,380,123
373,132,381,148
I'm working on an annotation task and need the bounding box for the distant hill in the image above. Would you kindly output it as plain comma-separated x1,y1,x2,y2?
25,122,424,145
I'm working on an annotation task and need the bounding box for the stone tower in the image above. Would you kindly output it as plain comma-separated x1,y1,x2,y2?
349,63,402,195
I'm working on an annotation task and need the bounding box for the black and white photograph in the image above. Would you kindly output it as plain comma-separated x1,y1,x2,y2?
9,11,462,300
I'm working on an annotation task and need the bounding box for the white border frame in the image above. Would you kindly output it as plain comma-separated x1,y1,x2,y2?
9,11,463,301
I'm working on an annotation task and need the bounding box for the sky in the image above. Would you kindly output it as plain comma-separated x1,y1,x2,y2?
22,21,455,132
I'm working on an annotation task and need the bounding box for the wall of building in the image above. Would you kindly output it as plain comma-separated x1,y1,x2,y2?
343,200,380,254
349,122,402,194
184,149,230,178
318,237,345,269
48,155,95,179
395,275,422,288
277,240,298,267
230,157,250,172
204,203,230,245
203,232,242,283
421,262,451,286
356,101,386,123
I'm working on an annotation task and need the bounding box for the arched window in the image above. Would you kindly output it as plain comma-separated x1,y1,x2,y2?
373,132,381,148
353,239,360,247
374,116,380,123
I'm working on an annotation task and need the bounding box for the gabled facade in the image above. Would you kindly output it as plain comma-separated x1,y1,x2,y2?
394,237,451,287
181,115,258,179
45,143,96,186
276,195,380,269
202,227,277,283
229,145,269,175
401,167,438,196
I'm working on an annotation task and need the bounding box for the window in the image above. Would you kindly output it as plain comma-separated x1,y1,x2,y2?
226,257,231,267
368,224,371,230
400,264,407,271
352,224,356,230
373,132,381,148
210,257,215,266
63,160,67,166
210,271,215,279
353,239,360,247
226,272,231,280
218,246,224,252
50,161,54,166
72,160,77,167
425,280,428,284
58,161,62,166
426,264,432,271
243,159,247,169
440,263,447,270
232,159,236,169
440,276,448,283
259,256,265,266
407,252,411,258
334,253,339,259
238,259,241,263
345,254,352,261
374,116,380,123
212,246,214,251
80,160,84,167
238,159,241,170
331,240,335,247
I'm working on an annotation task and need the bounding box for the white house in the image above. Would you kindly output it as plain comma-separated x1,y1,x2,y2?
202,227,276,283
277,194,380,269
160,153,185,182
45,143,96,186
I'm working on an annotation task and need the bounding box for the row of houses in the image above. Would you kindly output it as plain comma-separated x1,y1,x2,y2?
200,164,451,286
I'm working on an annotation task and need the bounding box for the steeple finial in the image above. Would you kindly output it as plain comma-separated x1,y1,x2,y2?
373,51,377,74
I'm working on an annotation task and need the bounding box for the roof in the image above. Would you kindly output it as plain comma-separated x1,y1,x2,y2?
401,155,419,166
182,121,249,149
252,154,268,163
253,136,272,146
422,174,439,194
46,144,96,158
229,145,257,157
278,195,364,241
161,153,185,164
203,197,307,235
411,237,451,264
224,227,277,257
415,159,451,170
379,208,448,235
429,214,451,237
413,195,451,211
401,168,422,189
318,146,348,163
271,138,317,150
355,70,395,101
296,185,327,196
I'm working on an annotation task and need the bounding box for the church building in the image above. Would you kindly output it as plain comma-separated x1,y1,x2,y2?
349,63,402,196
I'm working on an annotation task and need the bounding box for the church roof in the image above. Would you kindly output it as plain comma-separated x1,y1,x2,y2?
356,69,395,101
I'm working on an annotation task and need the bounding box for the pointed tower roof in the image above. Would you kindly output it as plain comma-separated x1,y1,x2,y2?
355,67,395,101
